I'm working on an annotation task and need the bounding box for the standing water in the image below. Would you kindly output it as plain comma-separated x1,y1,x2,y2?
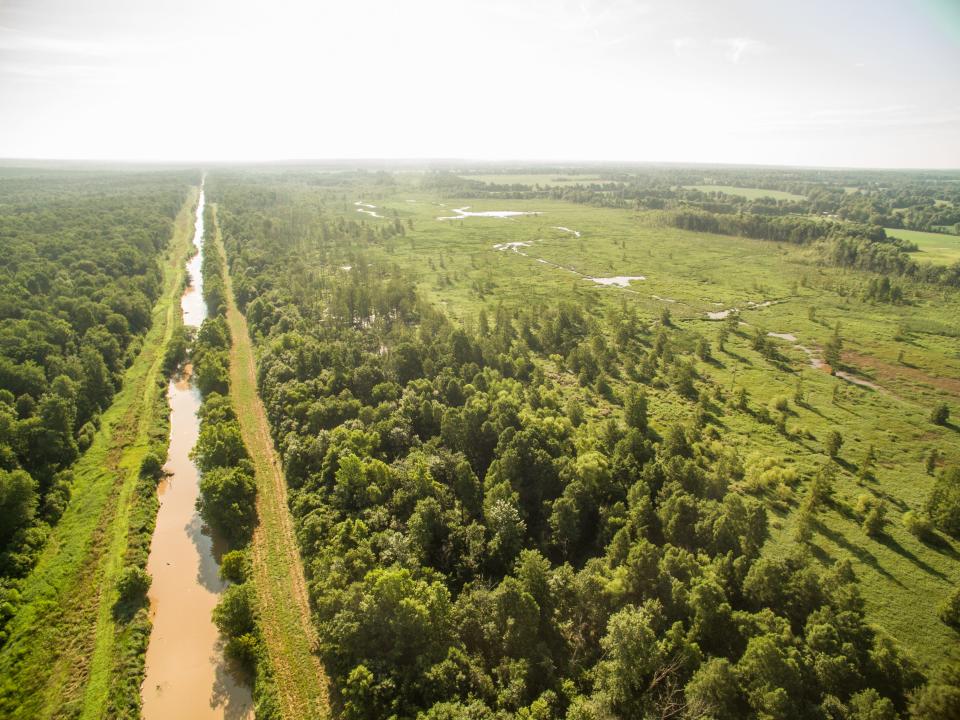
141,186,254,718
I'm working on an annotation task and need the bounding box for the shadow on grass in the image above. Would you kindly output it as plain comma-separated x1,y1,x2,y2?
722,349,752,366
923,531,960,561
816,520,901,585
877,534,950,582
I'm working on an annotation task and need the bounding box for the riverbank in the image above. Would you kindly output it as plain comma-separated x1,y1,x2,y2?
212,203,331,718
141,187,254,719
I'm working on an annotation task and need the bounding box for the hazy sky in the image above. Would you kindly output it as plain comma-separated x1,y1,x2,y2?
1,0,958,167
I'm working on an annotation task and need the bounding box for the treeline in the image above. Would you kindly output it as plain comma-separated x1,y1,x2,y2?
422,167,960,235
209,174,946,719
664,209,960,286
0,171,193,642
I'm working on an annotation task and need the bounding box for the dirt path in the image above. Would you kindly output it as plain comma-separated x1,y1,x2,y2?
212,205,330,719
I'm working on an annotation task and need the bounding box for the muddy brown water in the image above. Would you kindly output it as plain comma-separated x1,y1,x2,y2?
141,188,254,719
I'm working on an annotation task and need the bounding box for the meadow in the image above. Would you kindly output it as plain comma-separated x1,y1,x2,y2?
886,226,960,266
340,185,960,669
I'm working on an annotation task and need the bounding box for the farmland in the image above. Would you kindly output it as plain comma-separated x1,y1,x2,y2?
885,227,960,266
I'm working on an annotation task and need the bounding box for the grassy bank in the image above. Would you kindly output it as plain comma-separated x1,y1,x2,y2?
0,187,198,719
212,204,330,719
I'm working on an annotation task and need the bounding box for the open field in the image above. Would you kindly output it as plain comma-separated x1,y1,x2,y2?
340,186,960,669
213,205,330,719
683,184,807,200
885,226,960,266
0,188,197,719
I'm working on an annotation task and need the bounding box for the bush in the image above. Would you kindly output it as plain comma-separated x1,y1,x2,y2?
116,566,151,602
903,510,933,539
939,587,960,630
139,451,165,480
931,403,950,426
220,549,248,584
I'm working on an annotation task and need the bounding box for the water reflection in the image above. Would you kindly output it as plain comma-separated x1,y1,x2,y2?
141,186,253,719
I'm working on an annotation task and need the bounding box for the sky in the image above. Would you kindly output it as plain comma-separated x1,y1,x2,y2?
1,0,959,168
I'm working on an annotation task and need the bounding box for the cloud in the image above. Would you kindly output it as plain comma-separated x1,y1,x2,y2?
716,37,765,64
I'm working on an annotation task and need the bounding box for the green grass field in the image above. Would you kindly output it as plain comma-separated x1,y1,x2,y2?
344,186,960,668
885,226,960,266
684,184,806,201
0,188,197,719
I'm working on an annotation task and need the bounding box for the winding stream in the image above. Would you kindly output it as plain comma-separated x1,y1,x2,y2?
141,186,254,719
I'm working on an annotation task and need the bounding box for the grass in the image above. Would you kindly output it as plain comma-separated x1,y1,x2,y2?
340,183,960,668
0,188,197,719
885,227,960,266
683,184,806,201
212,204,330,719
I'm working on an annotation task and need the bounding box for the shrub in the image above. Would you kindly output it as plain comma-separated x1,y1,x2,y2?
931,403,950,426
939,587,960,630
139,451,165,480
220,549,248,584
117,566,151,602
903,510,933,539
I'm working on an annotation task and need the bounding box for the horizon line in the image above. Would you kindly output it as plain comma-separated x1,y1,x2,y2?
1,156,959,173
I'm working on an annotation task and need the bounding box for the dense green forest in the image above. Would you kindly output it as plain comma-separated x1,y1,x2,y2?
0,169,194,642
0,163,957,720
206,166,960,719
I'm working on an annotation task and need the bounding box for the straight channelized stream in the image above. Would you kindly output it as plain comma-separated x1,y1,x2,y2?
141,186,254,719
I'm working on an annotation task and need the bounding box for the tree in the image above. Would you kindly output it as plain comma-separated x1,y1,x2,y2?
684,657,748,720
939,586,960,630
823,332,843,370
927,467,960,537
191,420,249,473
197,465,257,546
910,661,960,719
116,565,151,602
0,469,38,547
623,387,648,432
825,430,843,459
862,500,887,538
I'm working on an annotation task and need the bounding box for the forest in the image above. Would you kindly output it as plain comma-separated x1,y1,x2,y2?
0,163,958,720
0,169,194,642
204,165,960,719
